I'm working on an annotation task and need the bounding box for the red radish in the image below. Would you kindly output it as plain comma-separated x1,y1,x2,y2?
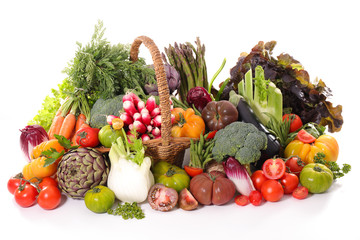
171,114,175,125
146,96,157,113
137,101,146,112
154,135,162,139
141,111,152,126
128,124,134,131
141,134,151,142
150,107,161,118
133,120,147,134
120,112,133,125
152,127,161,137
153,115,162,128
122,94,134,103
140,108,149,115
106,115,119,125
133,112,142,122
127,92,141,105
147,125,153,133
123,101,138,116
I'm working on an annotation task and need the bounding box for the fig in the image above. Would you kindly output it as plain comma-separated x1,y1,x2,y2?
148,183,178,212
178,188,198,211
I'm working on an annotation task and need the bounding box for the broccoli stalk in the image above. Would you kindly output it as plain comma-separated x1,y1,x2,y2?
238,66,283,127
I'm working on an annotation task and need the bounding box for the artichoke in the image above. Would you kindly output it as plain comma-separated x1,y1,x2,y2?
57,147,109,199
144,64,181,95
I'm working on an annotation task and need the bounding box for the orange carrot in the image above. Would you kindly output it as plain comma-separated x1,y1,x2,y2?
49,115,65,140
59,102,78,139
75,113,86,132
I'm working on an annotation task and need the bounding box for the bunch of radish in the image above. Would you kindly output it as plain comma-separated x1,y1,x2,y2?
120,92,174,142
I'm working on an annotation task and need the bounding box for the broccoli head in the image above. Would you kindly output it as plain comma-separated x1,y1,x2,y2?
89,94,124,129
212,121,267,164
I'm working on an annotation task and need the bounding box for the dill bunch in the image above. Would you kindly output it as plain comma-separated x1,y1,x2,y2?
63,20,155,103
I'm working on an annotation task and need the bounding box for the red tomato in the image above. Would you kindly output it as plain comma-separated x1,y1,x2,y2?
7,175,25,195
280,172,299,194
38,177,58,190
251,170,268,191
234,195,249,206
282,114,303,133
14,183,39,208
184,166,204,177
296,130,316,144
292,186,309,200
262,158,286,180
249,190,263,206
285,156,305,176
37,185,62,210
261,179,284,202
75,127,100,148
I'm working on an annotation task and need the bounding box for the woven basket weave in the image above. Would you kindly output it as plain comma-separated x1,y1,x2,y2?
129,36,192,167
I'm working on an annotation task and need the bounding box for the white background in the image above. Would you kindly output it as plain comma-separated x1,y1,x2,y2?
1,0,359,239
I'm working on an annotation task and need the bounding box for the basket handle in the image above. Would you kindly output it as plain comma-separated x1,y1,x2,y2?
130,36,171,146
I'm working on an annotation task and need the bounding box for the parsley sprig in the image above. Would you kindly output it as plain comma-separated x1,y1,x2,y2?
314,152,351,180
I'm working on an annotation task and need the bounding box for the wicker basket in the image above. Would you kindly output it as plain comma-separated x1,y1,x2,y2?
129,36,193,167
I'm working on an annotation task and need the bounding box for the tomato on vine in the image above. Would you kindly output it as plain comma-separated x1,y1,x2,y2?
14,183,39,208
37,185,62,210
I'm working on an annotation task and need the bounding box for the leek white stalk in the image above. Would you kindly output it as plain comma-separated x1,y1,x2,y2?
107,130,154,203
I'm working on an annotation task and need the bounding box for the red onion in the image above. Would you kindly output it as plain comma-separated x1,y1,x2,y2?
20,125,49,162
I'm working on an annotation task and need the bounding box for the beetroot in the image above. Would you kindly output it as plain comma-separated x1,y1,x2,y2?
186,87,212,112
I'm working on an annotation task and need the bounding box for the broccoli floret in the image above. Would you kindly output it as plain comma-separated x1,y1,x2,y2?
212,121,268,164
89,94,124,128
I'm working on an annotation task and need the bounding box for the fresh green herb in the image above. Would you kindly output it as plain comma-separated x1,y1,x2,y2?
314,152,351,180
63,20,154,103
107,202,145,220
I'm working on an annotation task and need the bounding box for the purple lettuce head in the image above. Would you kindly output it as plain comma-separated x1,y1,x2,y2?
186,87,212,112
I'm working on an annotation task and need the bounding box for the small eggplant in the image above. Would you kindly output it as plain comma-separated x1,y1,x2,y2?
237,98,281,169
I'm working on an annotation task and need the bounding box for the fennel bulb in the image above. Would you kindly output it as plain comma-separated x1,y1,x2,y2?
107,130,154,203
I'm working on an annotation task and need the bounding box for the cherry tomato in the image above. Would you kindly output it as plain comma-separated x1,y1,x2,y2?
14,183,39,208
296,129,316,144
37,185,62,210
234,195,249,206
249,190,262,206
262,158,286,180
7,174,24,194
292,186,309,200
282,114,303,133
111,118,124,130
76,127,100,148
285,156,305,176
184,166,204,177
38,177,58,190
261,179,284,202
251,170,268,191
280,172,299,194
